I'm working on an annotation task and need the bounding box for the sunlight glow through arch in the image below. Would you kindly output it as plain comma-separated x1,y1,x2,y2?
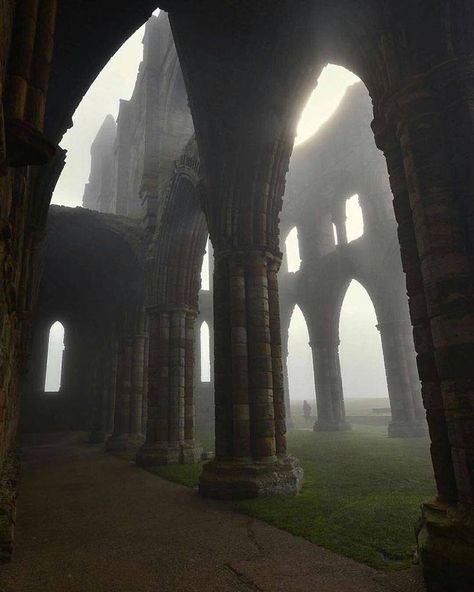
287,305,315,404
339,281,387,399
296,65,360,145
346,194,364,242
201,239,210,291
285,227,301,273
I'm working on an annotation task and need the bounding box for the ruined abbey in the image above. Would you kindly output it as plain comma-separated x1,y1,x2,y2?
1,2,474,590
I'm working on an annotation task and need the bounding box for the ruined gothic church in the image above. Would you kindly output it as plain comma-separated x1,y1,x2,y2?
0,2,473,590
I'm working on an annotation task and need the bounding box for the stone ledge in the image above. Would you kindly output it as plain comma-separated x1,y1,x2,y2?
199,455,303,500
136,441,203,466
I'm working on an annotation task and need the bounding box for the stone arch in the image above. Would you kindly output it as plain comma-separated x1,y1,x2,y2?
337,278,386,398
286,302,315,412
147,141,206,312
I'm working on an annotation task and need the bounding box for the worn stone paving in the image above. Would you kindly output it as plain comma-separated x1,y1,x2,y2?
0,434,426,592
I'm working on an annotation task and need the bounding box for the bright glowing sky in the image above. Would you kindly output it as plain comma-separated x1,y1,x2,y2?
48,13,390,402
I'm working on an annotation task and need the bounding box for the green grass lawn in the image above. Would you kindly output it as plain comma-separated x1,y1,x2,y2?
142,426,435,570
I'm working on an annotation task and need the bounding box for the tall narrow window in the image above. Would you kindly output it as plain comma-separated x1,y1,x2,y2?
201,238,210,291
285,227,301,272
339,281,387,399
332,223,339,246
345,194,364,242
45,321,65,392
200,321,211,382
288,305,315,406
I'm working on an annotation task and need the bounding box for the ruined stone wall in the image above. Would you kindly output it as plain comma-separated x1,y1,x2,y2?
83,12,194,231
21,206,145,435
277,82,425,436
0,0,60,560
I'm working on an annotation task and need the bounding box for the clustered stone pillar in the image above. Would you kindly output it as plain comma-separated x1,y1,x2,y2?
106,339,118,435
374,62,474,587
130,314,146,436
377,321,426,437
88,343,108,444
137,307,201,466
199,249,302,498
3,0,56,166
310,335,351,432
106,322,145,452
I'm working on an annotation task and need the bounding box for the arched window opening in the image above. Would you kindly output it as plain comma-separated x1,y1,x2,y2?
296,65,360,145
288,305,315,412
201,238,210,291
200,322,211,382
51,10,161,207
285,227,301,273
339,281,387,401
332,223,339,246
345,194,364,242
44,321,65,392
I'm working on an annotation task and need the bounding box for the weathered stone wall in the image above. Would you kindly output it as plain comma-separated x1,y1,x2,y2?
21,206,145,436
83,12,194,231
279,82,425,437
0,1,473,587
0,0,59,561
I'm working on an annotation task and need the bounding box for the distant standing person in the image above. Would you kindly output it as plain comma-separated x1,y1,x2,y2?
303,400,312,426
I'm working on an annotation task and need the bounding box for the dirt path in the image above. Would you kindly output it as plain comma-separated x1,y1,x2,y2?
0,434,425,591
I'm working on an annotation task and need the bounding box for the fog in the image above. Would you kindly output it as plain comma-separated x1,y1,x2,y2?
48,14,389,402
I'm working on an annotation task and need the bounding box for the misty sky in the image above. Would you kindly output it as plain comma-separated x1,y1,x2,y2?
48,13,390,402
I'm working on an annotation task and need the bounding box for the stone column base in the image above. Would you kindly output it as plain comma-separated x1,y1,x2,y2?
313,420,352,432
136,444,180,466
417,501,474,592
199,455,304,499
180,441,203,464
388,421,427,438
104,433,144,453
136,442,203,466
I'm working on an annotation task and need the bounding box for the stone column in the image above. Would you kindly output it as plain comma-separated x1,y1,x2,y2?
182,312,200,461
199,250,303,498
89,344,108,444
106,339,118,435
137,307,201,466
376,321,426,437
141,329,149,434
310,336,351,432
130,316,146,436
105,334,143,452
374,62,474,587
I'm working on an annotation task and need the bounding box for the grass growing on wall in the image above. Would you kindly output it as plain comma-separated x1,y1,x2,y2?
141,426,434,570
